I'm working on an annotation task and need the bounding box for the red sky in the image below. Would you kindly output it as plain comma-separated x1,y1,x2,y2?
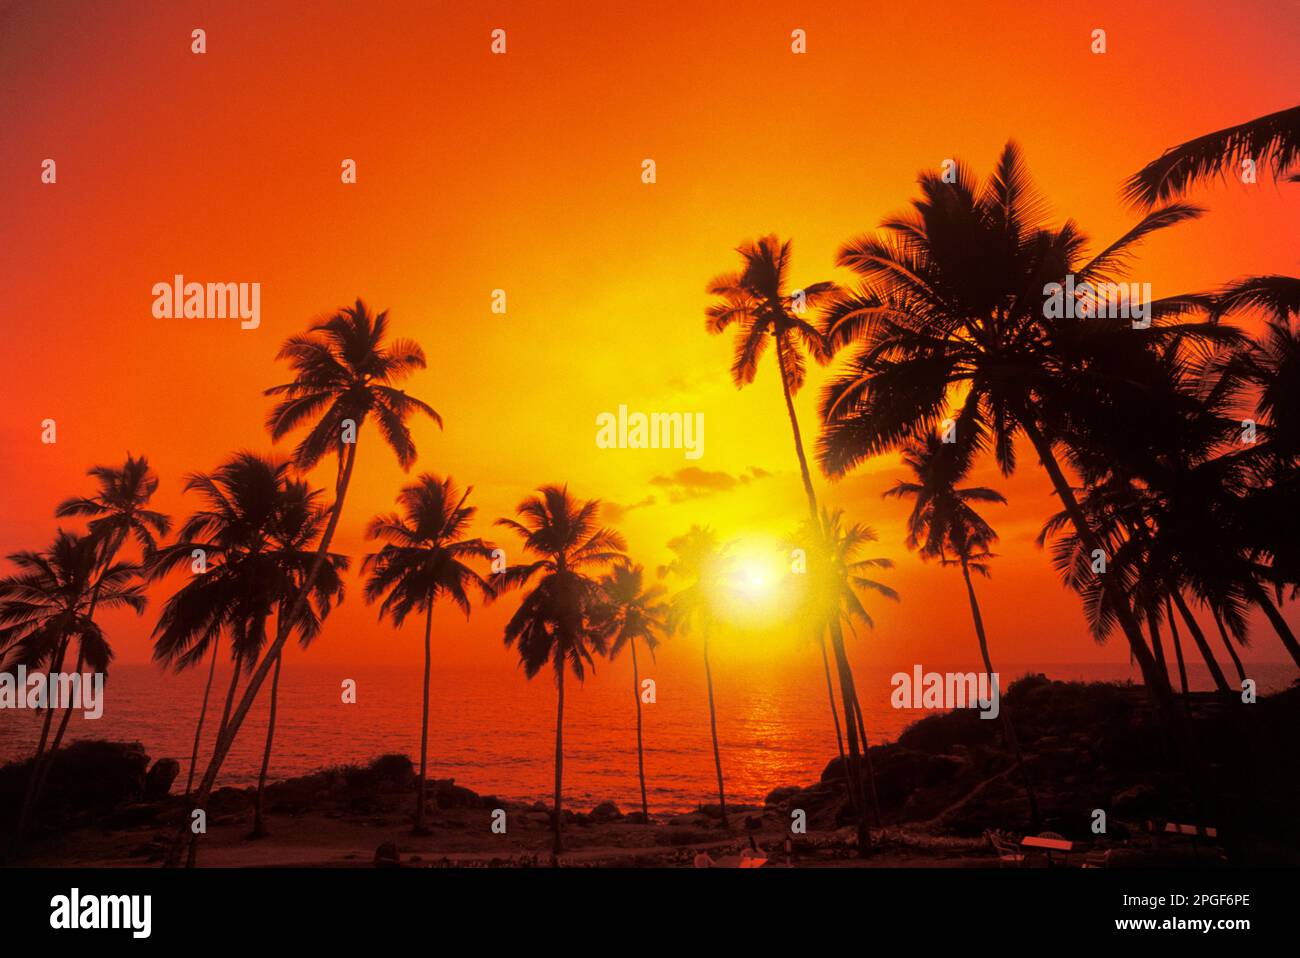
1,0,1298,671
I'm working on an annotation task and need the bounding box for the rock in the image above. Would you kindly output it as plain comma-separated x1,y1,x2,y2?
374,842,401,868
624,811,649,824
432,779,481,809
104,802,164,828
589,801,622,822
143,759,181,800
765,785,802,807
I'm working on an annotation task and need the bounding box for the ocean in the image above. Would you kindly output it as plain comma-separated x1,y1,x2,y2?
2,654,1293,815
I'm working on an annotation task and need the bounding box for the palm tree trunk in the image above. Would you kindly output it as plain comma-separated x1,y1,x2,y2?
250,651,282,839
827,617,871,854
630,639,649,821
1171,591,1230,692
819,634,847,770
185,638,221,797
1246,581,1300,668
961,557,1040,828
702,633,728,828
414,602,433,835
10,635,70,857
553,657,565,856
848,687,882,827
30,649,86,813
167,437,359,867
1146,609,1169,683
1211,610,1248,686
216,654,243,742
1165,596,1191,695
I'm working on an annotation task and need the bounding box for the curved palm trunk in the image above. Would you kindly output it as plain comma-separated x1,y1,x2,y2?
1246,582,1300,668
960,557,1040,828
1146,609,1169,683
250,651,283,838
702,633,728,828
185,638,222,797
849,686,882,827
30,649,86,813
414,602,433,835
216,654,244,742
1211,610,1248,686
553,658,565,856
166,437,359,867
1165,596,1191,695
1171,591,1230,692
10,636,70,857
630,639,650,821
819,635,847,770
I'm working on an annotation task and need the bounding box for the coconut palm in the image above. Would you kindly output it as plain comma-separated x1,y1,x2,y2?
494,485,626,855
817,141,1223,718
793,508,897,826
30,456,169,805
149,454,347,840
1124,103,1300,207
706,236,875,851
661,525,735,829
363,475,496,834
592,564,668,821
883,435,1039,824
167,300,438,866
0,530,145,855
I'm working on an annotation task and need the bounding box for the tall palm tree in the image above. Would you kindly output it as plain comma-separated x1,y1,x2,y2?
363,475,496,835
0,531,145,855
1124,104,1300,207
817,142,1219,727
883,435,1039,824
31,456,169,803
149,454,347,840
662,526,735,829
705,236,874,851
495,485,626,855
592,564,668,821
793,508,897,826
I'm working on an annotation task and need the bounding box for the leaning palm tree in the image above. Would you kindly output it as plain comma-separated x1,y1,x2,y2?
0,530,145,856
31,455,169,803
149,454,347,839
1124,103,1300,206
661,526,734,829
592,564,668,821
494,485,626,855
794,508,897,826
883,435,1039,824
165,300,436,867
363,475,496,834
705,236,874,852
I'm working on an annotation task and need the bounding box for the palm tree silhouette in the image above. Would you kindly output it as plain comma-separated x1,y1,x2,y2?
495,485,626,855
662,525,735,829
706,236,875,851
363,475,496,834
1124,104,1300,206
0,530,145,856
883,435,1039,824
149,454,346,841
592,564,668,821
818,142,1213,725
163,299,433,867
793,508,896,825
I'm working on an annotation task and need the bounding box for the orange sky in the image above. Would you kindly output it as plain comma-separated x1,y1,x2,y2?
2,0,1298,671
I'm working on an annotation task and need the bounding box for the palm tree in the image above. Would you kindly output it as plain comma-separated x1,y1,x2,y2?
495,485,626,855
592,564,668,821
363,475,496,834
661,525,734,829
0,531,145,855
883,435,1039,824
793,508,897,826
31,456,169,803
817,141,1220,726
1124,104,1300,206
149,454,347,841
705,236,875,852
167,300,438,866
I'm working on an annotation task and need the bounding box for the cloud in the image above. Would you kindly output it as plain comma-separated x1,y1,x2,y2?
648,465,773,503
602,495,656,523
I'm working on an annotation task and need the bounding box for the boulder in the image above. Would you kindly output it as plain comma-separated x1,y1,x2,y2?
765,785,802,807
143,759,181,800
374,842,401,868
589,801,622,822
